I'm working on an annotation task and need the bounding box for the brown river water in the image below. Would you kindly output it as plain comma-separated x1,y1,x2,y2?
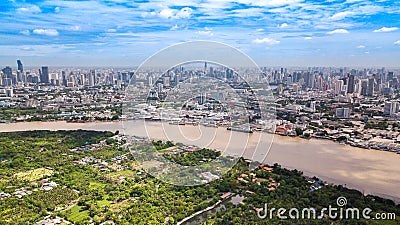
0,121,399,202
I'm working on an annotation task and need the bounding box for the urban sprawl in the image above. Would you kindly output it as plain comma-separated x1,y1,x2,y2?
1,60,400,154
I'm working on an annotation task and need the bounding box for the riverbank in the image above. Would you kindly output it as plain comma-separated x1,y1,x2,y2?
0,120,399,202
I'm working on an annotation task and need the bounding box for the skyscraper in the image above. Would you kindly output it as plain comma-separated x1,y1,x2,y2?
347,74,355,93
89,69,96,87
1,66,13,87
361,79,368,96
367,77,375,96
62,71,67,87
40,66,49,84
17,60,23,72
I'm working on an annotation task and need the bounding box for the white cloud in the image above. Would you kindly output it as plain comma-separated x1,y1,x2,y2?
330,11,355,20
68,25,81,31
54,7,60,13
197,30,213,36
159,8,175,19
327,29,349,34
330,5,383,21
236,0,302,7
253,37,280,45
197,27,213,36
357,45,366,49
107,28,117,33
33,29,59,36
17,5,41,13
20,30,30,35
395,40,400,45
159,7,193,19
304,37,312,40
278,23,288,29
373,27,398,33
176,7,193,18
256,28,264,32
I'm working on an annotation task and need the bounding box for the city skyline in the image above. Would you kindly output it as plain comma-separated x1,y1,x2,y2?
0,0,399,67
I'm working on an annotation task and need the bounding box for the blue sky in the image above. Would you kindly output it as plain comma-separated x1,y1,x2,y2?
0,0,399,67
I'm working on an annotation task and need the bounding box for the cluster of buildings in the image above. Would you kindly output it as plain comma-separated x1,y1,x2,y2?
305,177,325,193
35,216,72,225
1,60,133,88
0,179,60,200
125,62,274,133
2,59,400,152
72,136,128,173
270,66,400,152
0,60,127,122
70,139,110,153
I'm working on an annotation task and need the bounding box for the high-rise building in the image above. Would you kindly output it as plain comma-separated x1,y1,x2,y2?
367,77,375,96
40,66,49,84
1,66,13,87
88,69,96,87
361,79,368,96
17,60,23,72
334,79,344,95
310,101,316,112
347,74,355,93
62,71,67,87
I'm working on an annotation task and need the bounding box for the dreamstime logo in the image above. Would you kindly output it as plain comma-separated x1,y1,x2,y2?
122,41,275,186
257,196,396,220
336,196,347,207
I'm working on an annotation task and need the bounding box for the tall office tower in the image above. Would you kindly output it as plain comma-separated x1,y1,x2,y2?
40,66,49,84
209,67,214,77
347,74,354,94
17,70,25,82
1,66,13,87
80,74,85,86
347,74,355,93
393,77,399,90
334,79,344,95
367,77,375,96
89,69,96,87
309,72,316,89
17,60,23,72
361,79,368,96
286,74,292,84
62,71,67,87
388,72,394,81
129,72,135,83
226,68,233,79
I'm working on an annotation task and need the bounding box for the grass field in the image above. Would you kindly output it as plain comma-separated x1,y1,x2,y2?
64,205,90,224
89,181,106,190
106,170,137,178
96,199,112,208
14,168,53,181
